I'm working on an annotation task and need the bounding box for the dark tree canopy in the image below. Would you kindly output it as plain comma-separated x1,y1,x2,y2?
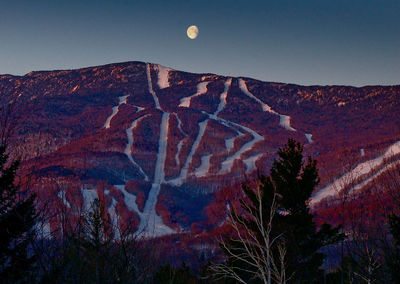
0,144,37,283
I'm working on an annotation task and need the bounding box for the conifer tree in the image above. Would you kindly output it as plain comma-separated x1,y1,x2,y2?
0,144,37,283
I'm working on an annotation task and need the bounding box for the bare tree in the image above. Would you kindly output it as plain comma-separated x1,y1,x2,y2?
210,184,288,284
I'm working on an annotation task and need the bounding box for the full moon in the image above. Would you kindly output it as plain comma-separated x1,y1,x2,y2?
187,25,199,39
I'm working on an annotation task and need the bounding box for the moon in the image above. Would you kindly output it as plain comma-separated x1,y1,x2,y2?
187,25,199,39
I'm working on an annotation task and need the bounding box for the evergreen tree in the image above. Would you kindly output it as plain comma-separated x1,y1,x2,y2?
387,207,400,282
216,139,342,283
0,144,37,283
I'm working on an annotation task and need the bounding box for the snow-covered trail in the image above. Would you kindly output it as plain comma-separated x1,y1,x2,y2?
138,113,175,236
239,78,277,114
124,115,150,181
146,63,161,109
239,78,296,131
194,154,212,178
311,140,400,205
215,78,232,116
104,95,129,128
179,81,210,108
169,119,209,186
156,65,171,89
115,185,142,218
107,197,120,239
57,190,71,208
173,113,187,168
168,79,232,185
219,123,264,173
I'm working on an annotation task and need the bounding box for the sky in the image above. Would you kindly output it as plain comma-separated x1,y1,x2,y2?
0,0,399,86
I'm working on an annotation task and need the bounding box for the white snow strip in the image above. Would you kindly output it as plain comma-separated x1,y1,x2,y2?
104,95,129,129
57,190,71,208
82,188,99,212
360,148,365,157
239,78,296,131
350,160,400,193
215,78,232,116
243,153,263,173
179,81,210,108
174,113,187,136
168,118,209,186
279,115,296,131
146,63,161,109
239,78,277,114
225,132,244,152
124,115,150,181
311,140,400,205
115,185,142,217
175,140,184,168
305,133,313,143
138,113,175,237
156,65,171,89
194,154,212,178
219,124,264,174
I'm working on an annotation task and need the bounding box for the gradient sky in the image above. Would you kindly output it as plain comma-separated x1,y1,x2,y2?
0,0,399,86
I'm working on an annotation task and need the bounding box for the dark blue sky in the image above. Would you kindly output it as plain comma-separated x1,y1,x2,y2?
1,0,399,86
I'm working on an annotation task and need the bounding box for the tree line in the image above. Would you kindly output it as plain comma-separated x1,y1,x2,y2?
1,139,400,283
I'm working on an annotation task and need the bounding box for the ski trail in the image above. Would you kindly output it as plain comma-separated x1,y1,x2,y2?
305,133,313,143
169,118,209,186
104,95,129,128
124,115,150,181
194,154,212,178
179,81,210,108
175,140,184,168
146,63,161,109
243,153,263,173
215,78,232,116
168,78,232,186
138,113,175,236
239,78,296,131
311,140,400,205
219,124,264,174
174,113,187,136
115,185,142,217
239,78,277,114
156,64,171,89
225,131,244,153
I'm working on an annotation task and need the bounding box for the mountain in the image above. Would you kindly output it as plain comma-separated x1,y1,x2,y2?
1,61,399,236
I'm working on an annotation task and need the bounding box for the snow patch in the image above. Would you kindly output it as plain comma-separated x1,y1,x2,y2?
243,153,263,173
279,115,296,131
311,140,400,205
179,81,210,108
82,188,98,212
360,148,365,156
305,133,313,143
156,65,171,89
108,197,120,239
57,190,71,208
124,115,150,181
104,95,129,129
